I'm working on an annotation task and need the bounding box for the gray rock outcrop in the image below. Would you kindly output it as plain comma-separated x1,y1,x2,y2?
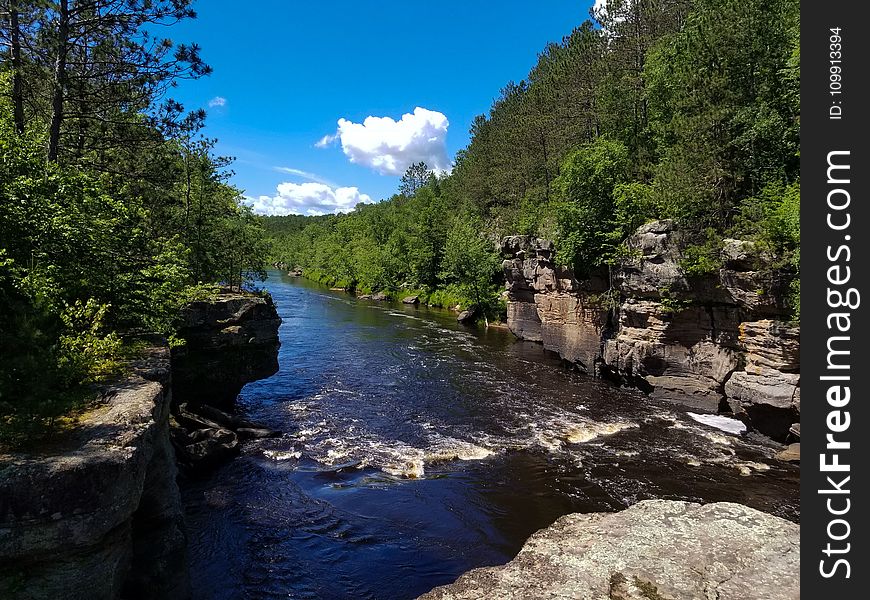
0,343,188,600
419,500,799,600
171,290,281,409
502,222,799,440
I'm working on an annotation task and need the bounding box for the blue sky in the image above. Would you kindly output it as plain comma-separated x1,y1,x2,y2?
168,1,597,215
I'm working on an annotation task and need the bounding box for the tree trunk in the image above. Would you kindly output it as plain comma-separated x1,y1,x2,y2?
9,2,25,134
48,0,70,162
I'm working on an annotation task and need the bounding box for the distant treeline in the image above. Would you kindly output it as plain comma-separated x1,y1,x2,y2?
266,0,799,319
1,1,269,444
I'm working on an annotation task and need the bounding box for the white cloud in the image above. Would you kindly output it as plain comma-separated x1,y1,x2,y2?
314,133,338,148
321,107,451,176
244,182,372,216
208,96,227,108
273,166,337,187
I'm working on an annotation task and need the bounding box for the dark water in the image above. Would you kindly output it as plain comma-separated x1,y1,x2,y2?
182,271,799,600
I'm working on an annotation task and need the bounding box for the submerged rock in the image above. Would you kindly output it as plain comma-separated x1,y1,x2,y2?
170,425,239,470
170,403,279,471
419,500,799,600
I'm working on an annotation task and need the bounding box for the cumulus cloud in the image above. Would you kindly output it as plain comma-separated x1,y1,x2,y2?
244,182,372,216
319,107,451,176
208,96,227,108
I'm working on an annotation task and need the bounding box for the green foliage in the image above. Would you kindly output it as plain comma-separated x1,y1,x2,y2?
680,229,725,278
0,23,269,446
440,213,502,316
551,138,630,272
57,300,123,384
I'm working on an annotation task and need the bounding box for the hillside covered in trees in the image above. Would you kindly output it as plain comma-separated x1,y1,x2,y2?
0,1,269,444
267,0,800,321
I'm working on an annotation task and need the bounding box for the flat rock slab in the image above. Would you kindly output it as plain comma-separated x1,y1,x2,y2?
419,500,799,600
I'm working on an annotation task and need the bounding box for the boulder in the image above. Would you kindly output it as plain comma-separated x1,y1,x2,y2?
721,238,758,270
357,294,373,300
171,427,239,470
775,443,800,463
402,295,420,305
189,404,281,438
457,310,476,324
724,369,799,440
372,291,388,301
419,500,799,600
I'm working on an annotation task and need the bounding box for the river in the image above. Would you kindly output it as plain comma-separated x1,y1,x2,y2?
181,271,799,600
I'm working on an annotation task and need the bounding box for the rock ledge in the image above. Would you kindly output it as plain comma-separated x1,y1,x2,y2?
419,500,799,600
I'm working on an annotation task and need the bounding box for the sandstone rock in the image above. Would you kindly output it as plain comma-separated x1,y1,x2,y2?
171,290,281,409
615,220,689,298
738,320,800,372
717,269,788,315
0,344,189,600
402,295,420,304
501,225,799,440
725,370,799,410
603,301,740,410
535,292,608,373
419,500,799,600
506,300,542,342
724,370,799,440
788,423,800,440
775,443,800,463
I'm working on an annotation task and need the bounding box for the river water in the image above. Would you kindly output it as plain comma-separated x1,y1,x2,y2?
182,271,799,600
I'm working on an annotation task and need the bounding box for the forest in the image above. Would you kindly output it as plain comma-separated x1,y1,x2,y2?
267,0,800,322
0,1,269,444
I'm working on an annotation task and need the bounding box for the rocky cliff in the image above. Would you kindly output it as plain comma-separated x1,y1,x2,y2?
502,221,799,441
419,500,799,600
171,290,282,409
0,291,283,598
0,343,188,600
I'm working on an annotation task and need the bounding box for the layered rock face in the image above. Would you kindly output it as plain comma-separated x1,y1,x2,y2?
502,236,610,373
419,500,799,600
171,290,281,409
0,344,188,600
502,221,799,440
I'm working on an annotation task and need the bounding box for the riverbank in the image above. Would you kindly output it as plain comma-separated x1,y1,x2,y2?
0,290,282,599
